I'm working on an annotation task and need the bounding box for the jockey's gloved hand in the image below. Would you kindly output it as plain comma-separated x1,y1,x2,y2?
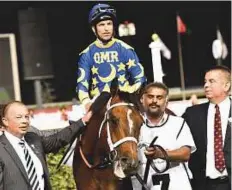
82,96,91,104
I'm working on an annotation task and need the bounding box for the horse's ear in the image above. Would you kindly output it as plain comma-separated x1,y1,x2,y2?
127,92,145,113
131,83,147,113
110,78,119,97
135,83,146,100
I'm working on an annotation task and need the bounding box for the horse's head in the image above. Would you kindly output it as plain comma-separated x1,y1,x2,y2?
74,82,145,189
97,90,144,179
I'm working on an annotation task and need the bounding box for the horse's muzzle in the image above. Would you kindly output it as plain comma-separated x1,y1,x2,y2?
119,157,139,175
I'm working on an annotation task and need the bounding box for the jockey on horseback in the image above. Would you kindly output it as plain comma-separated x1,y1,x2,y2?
76,3,147,113
60,3,146,167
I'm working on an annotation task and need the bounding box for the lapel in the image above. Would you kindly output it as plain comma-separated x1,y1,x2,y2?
224,101,231,148
200,102,209,148
0,134,29,183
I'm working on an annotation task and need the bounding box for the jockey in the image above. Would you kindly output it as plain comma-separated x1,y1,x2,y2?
76,3,147,112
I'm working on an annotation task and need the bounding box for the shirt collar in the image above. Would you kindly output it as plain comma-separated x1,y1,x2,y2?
94,38,116,48
4,130,25,145
144,112,168,127
209,97,230,110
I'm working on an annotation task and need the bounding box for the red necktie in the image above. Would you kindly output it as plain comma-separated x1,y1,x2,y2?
214,104,226,173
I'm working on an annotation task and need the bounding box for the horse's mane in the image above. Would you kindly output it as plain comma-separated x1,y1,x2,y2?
107,78,143,110
90,89,143,115
117,91,142,111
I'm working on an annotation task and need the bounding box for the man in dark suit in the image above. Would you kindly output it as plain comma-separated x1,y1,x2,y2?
0,101,92,190
183,65,231,190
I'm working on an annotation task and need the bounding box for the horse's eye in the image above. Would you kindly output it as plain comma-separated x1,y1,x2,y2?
109,117,119,126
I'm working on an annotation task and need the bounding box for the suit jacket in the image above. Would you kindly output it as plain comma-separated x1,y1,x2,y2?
28,126,62,137
0,119,85,190
182,101,231,186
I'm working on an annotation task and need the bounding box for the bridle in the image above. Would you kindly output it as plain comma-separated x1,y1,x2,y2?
99,98,138,152
78,97,169,190
79,97,139,169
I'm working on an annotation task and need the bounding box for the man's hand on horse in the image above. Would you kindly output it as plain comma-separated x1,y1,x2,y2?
144,147,165,160
81,111,93,125
82,98,93,113
84,102,92,113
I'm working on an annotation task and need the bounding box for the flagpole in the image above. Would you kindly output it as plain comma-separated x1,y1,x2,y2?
176,13,186,100
217,58,222,66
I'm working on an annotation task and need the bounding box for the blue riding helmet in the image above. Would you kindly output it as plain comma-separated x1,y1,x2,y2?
88,3,116,25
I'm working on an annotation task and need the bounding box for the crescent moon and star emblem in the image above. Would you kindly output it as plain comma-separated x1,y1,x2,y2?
77,68,86,82
98,64,117,83
135,63,144,79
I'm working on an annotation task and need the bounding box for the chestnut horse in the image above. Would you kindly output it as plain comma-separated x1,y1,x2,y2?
73,91,144,190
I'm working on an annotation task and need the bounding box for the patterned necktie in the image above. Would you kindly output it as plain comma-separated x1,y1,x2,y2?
214,105,226,173
19,139,40,190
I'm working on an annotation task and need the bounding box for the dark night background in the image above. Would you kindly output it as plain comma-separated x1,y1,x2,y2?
0,1,230,104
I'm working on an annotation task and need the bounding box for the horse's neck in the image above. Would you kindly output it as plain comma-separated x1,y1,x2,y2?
82,110,107,155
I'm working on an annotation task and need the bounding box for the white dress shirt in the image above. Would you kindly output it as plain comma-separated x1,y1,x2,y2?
5,131,45,189
206,97,230,178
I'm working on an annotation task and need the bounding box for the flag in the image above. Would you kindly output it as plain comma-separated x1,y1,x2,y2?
212,28,228,60
217,29,228,59
149,33,171,82
177,15,186,33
